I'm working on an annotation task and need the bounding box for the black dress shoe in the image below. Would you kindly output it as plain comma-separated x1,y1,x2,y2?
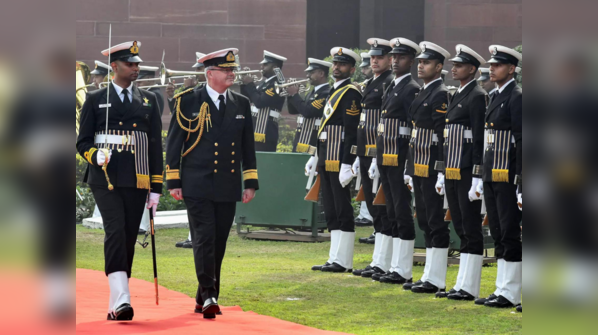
484,295,515,308
371,272,387,281
516,304,522,313
312,262,330,271
359,233,376,244
356,219,373,227
403,280,423,290
195,304,223,315
352,265,373,276
412,281,445,294
379,272,411,285
107,303,134,321
475,294,497,305
436,289,457,298
447,290,475,301
202,298,220,319
321,263,351,273
361,266,385,278
175,239,190,248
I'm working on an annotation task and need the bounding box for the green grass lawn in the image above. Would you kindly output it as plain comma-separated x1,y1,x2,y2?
76,225,522,335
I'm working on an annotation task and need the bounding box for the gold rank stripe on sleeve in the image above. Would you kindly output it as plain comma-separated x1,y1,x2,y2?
151,175,164,184
265,88,275,97
243,169,258,181
312,98,325,109
436,103,448,114
166,165,180,180
84,148,98,165
346,100,360,116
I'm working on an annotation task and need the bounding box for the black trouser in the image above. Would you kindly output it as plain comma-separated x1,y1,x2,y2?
379,165,414,239
184,197,237,303
445,168,484,255
359,156,390,235
412,176,449,248
90,185,147,278
484,181,522,262
320,169,354,232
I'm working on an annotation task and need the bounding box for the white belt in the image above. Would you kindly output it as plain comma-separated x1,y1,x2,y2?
411,129,439,143
487,134,516,144
269,110,280,119
251,105,259,114
95,134,136,145
297,116,305,124
377,124,411,136
444,129,473,139
319,132,345,140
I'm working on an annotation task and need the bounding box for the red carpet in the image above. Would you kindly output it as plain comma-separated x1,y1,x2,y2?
76,268,350,334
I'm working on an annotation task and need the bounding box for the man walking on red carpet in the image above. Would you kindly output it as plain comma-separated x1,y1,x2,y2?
166,48,259,319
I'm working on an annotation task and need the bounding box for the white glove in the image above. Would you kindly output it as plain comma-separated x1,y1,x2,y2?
468,177,484,202
339,164,355,188
96,149,112,166
352,157,360,177
368,158,379,180
404,174,414,192
435,173,445,196
305,156,317,177
476,179,484,197
517,186,522,211
147,192,161,216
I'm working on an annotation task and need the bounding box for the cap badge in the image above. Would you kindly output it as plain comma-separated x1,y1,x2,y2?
373,40,378,48
226,51,235,62
493,47,498,56
338,48,343,56
94,64,98,69
421,44,427,53
130,41,139,54
458,47,462,55
395,40,401,47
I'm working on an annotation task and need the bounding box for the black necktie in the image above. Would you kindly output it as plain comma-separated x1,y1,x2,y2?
213,95,225,126
122,89,131,107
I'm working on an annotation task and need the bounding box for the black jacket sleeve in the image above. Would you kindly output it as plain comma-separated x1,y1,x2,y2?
146,92,164,194
432,91,448,167
288,94,326,119
239,96,260,191
341,89,362,165
241,82,284,110
510,90,523,177
165,97,186,190
76,93,99,166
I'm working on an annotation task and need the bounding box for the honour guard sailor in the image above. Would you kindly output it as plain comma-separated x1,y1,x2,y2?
475,45,522,309
351,38,394,279
404,42,451,294
166,48,259,319
241,50,287,152
360,53,373,81
307,47,362,273
477,67,496,94
435,44,487,301
76,41,163,321
372,38,422,285
287,58,331,154
89,60,110,91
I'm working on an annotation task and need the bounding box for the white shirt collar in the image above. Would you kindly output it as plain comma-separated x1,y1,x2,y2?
457,79,477,93
333,77,351,89
265,75,277,83
314,83,328,92
206,83,227,105
112,81,133,101
394,73,411,86
498,78,516,94
422,77,442,90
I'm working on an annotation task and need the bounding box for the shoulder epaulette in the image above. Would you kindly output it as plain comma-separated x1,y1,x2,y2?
173,88,195,100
